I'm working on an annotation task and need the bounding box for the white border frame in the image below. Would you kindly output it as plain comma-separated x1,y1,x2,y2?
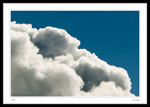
3,3,147,104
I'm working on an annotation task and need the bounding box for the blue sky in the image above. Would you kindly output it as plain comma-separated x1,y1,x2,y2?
11,11,139,96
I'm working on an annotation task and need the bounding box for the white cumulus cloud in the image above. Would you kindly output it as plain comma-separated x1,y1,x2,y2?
11,21,135,96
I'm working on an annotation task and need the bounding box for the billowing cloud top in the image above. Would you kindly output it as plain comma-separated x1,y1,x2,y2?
11,21,134,96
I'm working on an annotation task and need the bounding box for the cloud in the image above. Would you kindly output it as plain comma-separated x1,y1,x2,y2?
31,26,80,58
11,25,83,96
11,21,135,96
80,81,134,96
